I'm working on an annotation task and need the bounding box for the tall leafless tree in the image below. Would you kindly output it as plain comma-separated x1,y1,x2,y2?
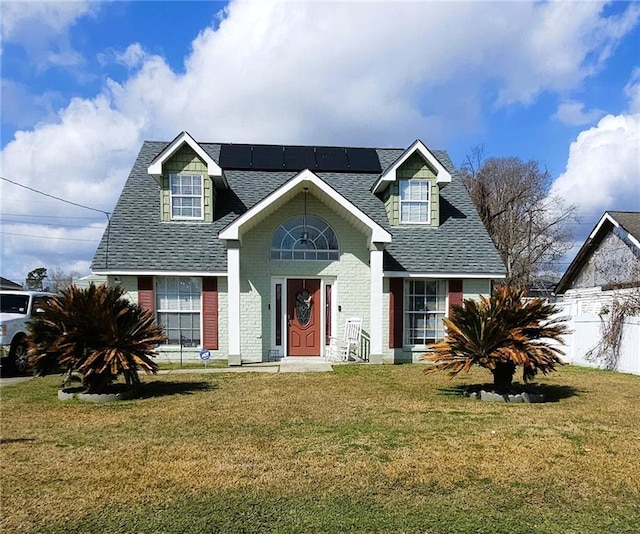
48,266,79,293
461,146,576,288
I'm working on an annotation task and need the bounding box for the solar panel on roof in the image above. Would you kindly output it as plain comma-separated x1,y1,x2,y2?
219,144,252,169
346,148,381,173
284,146,317,170
252,145,284,170
316,147,348,171
219,143,382,173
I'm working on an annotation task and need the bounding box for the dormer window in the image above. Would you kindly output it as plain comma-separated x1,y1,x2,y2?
170,174,204,220
399,179,431,224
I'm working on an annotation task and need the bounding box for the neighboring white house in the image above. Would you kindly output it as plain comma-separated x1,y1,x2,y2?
554,211,640,375
72,274,108,289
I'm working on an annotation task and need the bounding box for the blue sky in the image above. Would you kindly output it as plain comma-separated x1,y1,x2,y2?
1,0,639,284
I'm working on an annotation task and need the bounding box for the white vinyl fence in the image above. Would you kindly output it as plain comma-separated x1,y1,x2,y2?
551,298,640,376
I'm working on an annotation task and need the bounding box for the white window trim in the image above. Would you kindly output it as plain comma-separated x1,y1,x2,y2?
169,173,205,221
270,215,340,261
156,276,203,347
403,278,447,348
399,179,431,225
270,277,336,359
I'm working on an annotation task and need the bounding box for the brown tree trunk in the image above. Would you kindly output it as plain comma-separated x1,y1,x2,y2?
492,361,516,393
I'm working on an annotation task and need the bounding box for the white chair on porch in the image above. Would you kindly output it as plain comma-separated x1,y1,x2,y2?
326,317,363,362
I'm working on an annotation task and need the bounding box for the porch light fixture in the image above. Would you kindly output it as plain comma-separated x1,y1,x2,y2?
301,187,309,243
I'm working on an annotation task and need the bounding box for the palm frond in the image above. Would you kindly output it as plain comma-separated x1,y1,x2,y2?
422,285,569,389
28,284,166,393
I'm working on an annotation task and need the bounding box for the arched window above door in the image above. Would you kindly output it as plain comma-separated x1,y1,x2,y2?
271,215,339,260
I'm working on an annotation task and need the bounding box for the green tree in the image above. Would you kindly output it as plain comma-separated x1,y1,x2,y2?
423,285,568,392
27,284,166,393
25,267,48,291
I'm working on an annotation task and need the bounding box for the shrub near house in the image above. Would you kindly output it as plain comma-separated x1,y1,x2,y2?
28,284,166,394
424,285,568,392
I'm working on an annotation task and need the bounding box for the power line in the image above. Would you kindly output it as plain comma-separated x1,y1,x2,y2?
1,175,113,267
0,218,106,229
0,176,111,216
0,231,98,242
0,212,105,220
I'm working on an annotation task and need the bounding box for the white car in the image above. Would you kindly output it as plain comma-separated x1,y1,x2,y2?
0,291,55,374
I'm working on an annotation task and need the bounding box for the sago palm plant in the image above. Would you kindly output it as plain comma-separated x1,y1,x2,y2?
423,285,568,392
27,284,166,394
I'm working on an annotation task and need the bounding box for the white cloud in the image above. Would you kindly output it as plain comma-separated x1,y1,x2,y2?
1,0,99,72
116,43,147,69
625,67,640,113
549,67,640,234
0,218,105,284
98,43,148,70
0,79,65,130
1,1,95,39
98,1,640,147
1,0,639,281
553,101,605,127
549,113,640,220
496,1,640,105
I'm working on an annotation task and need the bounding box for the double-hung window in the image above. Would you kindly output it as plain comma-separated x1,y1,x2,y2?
399,179,430,224
156,277,202,346
170,174,203,220
404,279,446,345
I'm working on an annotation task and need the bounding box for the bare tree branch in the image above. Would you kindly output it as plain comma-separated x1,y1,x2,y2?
461,148,577,288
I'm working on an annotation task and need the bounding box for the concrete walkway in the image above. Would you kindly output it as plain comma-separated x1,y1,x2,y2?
279,358,334,373
160,358,334,375
0,359,335,387
0,376,35,388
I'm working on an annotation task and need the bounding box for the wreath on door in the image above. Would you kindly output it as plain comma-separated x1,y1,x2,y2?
295,289,313,326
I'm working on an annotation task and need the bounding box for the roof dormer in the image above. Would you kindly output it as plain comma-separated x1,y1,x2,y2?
371,139,451,195
147,131,228,189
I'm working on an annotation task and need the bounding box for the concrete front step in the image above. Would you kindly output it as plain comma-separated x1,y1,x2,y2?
278,356,334,373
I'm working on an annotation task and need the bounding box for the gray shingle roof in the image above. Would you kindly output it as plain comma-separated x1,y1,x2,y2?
609,211,640,243
555,211,640,293
92,141,505,276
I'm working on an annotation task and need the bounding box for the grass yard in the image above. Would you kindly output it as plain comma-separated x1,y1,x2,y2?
1,364,639,533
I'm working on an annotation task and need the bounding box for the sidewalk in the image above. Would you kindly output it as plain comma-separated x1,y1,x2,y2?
159,358,334,374
0,376,35,388
0,360,335,387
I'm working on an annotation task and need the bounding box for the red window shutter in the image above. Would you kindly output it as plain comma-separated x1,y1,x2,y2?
448,279,463,315
138,276,154,313
202,277,218,350
389,278,404,349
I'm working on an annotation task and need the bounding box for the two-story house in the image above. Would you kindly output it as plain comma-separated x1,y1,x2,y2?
92,131,505,365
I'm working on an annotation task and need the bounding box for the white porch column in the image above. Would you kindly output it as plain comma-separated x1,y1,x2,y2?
227,240,242,365
369,243,384,363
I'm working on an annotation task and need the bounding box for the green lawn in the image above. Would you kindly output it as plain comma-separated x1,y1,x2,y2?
1,364,639,533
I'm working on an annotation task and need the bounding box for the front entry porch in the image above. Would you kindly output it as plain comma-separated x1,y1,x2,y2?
270,277,334,360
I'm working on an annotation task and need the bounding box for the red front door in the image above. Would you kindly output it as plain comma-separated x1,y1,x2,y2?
287,279,320,356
